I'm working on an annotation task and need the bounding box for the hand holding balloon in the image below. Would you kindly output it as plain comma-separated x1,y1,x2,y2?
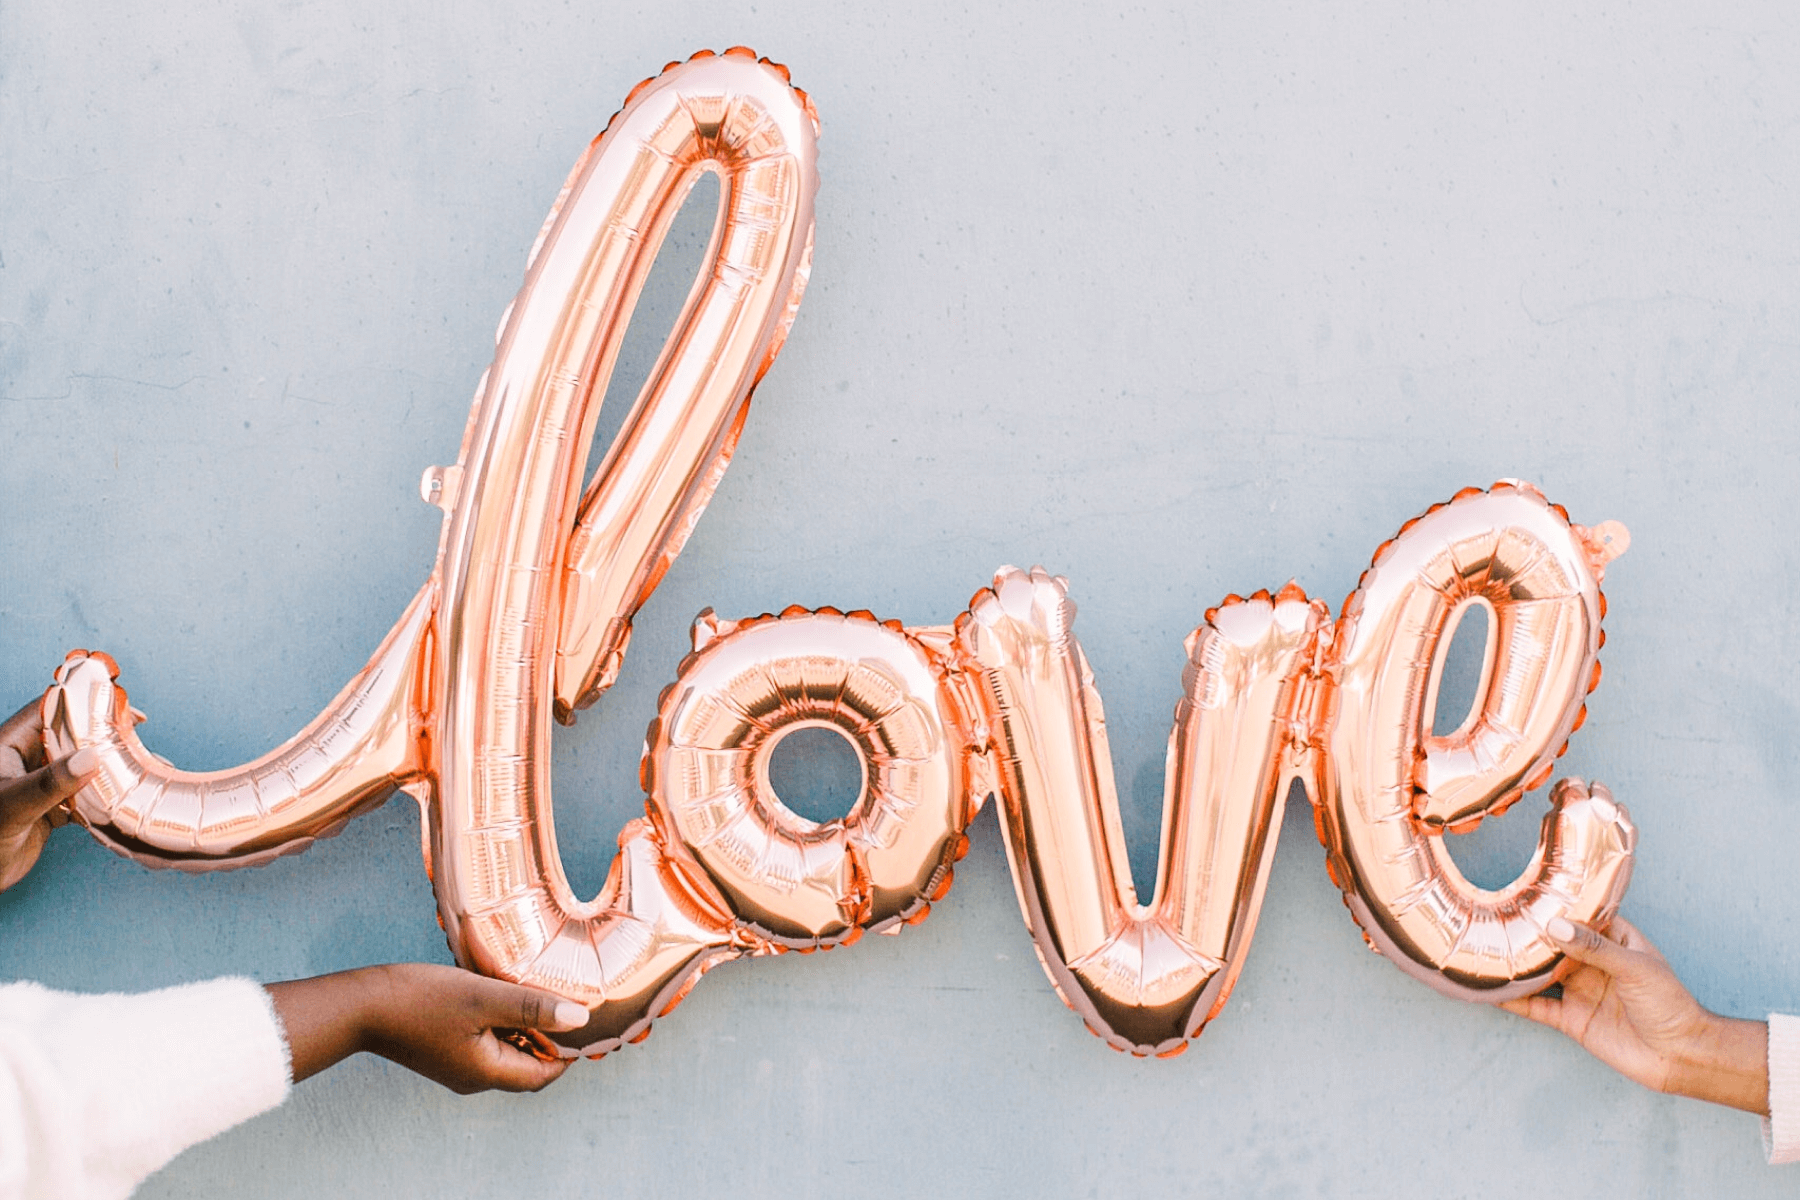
1502,915,1770,1115
266,963,589,1093
0,698,98,892
10,688,581,1096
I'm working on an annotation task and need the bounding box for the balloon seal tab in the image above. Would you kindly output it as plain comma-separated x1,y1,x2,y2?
420,464,463,511
1574,520,1630,577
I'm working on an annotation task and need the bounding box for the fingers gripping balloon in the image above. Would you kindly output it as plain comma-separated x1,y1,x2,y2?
39,51,1639,1060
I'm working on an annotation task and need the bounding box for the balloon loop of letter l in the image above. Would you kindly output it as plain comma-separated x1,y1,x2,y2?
40,51,1638,1060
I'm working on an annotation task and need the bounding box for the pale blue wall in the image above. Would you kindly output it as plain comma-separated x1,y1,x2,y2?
4,4,1799,1196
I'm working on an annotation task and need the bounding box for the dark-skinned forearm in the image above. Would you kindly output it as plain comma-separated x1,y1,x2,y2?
265,968,386,1083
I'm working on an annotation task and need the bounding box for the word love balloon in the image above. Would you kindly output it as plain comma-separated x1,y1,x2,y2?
40,50,1637,1059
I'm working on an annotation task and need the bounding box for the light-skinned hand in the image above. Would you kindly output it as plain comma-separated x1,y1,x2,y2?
1502,914,1769,1115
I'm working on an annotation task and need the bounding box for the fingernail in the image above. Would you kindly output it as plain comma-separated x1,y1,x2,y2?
1546,916,1574,941
554,1001,589,1029
67,747,98,776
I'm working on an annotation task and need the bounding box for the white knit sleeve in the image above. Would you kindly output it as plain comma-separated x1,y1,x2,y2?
0,978,292,1200
1763,1013,1800,1164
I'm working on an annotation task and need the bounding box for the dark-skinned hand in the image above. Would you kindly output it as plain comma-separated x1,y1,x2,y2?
5,700,589,1095
0,697,97,892
266,963,588,1094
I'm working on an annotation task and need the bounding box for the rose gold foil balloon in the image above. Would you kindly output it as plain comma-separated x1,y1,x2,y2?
35,49,1641,1051
946,484,1635,1049
42,49,823,1055
547,67,817,726
956,566,1327,1055
643,607,974,947
42,592,436,870
424,48,820,1055
1310,482,1636,1001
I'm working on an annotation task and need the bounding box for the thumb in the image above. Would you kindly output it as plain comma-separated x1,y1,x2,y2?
1545,915,1651,981
0,747,98,826
477,979,589,1032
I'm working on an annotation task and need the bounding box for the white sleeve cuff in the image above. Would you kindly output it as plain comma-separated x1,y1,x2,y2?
0,977,292,1199
1763,1013,1800,1164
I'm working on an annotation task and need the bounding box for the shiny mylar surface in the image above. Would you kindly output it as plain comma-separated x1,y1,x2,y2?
42,49,822,1056
42,585,435,868
1312,483,1636,1000
645,608,970,947
425,49,818,1053
958,567,1325,1054
37,49,1639,1056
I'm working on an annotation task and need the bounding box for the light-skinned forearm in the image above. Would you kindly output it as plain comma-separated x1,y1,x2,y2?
1666,1012,1769,1115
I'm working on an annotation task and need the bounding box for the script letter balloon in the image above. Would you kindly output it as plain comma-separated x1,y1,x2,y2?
957,566,1324,1055
1312,483,1636,1001
426,50,820,1053
42,585,435,870
42,50,822,1056
644,606,974,947
549,74,816,723
35,47,1649,1053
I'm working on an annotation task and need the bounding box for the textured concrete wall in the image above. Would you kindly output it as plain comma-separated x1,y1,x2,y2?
3,4,1798,1196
